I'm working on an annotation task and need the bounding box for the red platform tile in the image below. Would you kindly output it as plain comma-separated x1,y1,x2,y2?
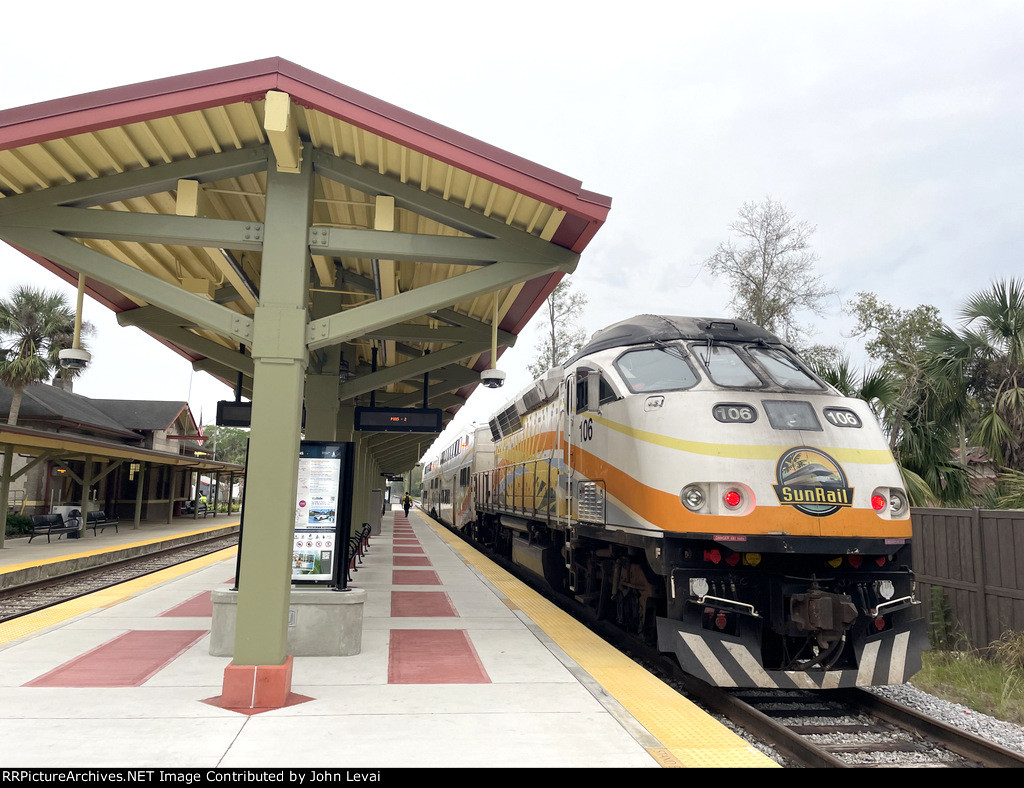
392,570,440,585
159,591,213,617
393,545,424,553
391,591,457,617
388,630,489,684
393,555,431,566
25,630,207,687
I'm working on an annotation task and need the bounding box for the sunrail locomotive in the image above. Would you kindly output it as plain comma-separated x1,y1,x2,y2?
422,315,927,689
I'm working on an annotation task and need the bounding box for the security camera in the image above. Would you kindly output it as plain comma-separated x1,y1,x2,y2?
480,368,506,389
58,348,91,371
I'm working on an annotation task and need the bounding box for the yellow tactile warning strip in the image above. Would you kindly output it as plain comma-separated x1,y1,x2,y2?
419,513,778,768
0,522,240,577
0,546,237,645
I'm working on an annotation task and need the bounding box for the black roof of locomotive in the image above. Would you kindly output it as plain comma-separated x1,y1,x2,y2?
567,315,787,363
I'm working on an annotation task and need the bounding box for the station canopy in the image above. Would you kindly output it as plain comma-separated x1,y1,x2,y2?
0,58,610,473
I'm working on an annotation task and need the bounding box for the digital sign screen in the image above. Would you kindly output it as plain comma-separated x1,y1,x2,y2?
216,400,252,427
217,400,304,428
355,406,442,433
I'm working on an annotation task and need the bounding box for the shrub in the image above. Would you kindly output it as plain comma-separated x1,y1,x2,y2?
5,513,32,536
990,631,1024,672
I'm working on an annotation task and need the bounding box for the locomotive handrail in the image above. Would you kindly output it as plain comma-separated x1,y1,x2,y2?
698,595,759,617
870,595,917,618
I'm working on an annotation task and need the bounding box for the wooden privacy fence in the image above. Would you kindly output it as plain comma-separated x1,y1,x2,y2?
912,507,1024,650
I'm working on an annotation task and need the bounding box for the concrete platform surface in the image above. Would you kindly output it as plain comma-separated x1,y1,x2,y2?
0,507,777,769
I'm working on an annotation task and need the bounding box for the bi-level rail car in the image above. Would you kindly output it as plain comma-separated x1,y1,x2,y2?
424,315,927,689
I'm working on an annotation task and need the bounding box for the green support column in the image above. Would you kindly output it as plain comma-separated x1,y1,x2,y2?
232,146,314,668
304,292,341,442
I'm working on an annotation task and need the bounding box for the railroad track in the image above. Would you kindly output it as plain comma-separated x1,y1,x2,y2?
674,679,1024,768
430,514,1024,768
0,533,239,622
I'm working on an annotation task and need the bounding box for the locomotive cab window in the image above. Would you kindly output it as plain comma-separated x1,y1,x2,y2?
573,368,618,413
614,346,699,393
747,347,823,391
691,343,763,388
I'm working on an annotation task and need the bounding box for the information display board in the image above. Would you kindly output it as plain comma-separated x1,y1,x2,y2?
355,406,442,433
292,441,354,586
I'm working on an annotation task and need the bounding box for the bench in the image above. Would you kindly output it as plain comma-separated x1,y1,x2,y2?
346,523,373,582
28,513,79,543
86,510,120,535
183,500,207,517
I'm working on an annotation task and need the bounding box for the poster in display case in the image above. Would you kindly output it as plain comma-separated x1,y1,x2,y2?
291,441,354,588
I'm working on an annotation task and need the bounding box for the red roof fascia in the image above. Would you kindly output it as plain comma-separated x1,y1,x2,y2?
0,58,610,249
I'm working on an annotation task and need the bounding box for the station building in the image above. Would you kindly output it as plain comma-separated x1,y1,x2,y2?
1,380,243,523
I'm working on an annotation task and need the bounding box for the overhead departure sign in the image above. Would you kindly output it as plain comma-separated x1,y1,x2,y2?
355,407,442,433
217,400,304,428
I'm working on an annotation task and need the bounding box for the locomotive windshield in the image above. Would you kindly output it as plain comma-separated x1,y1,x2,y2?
747,347,823,390
614,346,699,393
691,344,763,387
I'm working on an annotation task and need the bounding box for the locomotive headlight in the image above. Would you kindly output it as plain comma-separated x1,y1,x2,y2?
876,580,895,601
681,484,706,511
888,489,908,517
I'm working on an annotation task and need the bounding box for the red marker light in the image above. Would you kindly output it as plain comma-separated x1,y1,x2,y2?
723,490,742,508
871,494,887,511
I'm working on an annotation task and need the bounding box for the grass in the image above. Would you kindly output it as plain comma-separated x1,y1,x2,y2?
910,633,1024,725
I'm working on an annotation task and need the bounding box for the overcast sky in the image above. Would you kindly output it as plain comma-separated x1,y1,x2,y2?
1,1,1022,461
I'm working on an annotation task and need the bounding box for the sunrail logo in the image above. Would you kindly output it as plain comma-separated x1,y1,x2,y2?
773,447,854,517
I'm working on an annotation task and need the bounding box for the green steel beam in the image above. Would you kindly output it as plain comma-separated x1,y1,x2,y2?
364,322,514,345
117,307,254,375
309,226,569,266
337,341,487,402
0,227,254,346
4,206,265,252
311,149,578,268
0,146,270,215
307,262,567,352
192,358,253,398
327,268,516,345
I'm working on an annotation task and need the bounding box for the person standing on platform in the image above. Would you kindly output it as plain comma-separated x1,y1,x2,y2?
402,493,412,517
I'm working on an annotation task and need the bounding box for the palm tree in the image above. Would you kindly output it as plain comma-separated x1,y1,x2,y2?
813,356,971,506
1,285,82,548
0,285,81,425
927,278,1024,472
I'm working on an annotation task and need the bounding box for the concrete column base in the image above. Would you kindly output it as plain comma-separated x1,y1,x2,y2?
210,587,367,657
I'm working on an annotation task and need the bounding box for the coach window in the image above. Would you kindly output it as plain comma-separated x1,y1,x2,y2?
691,343,762,388
614,346,700,393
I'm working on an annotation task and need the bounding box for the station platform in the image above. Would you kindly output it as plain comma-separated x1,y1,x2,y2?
0,506,777,769
0,514,241,590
